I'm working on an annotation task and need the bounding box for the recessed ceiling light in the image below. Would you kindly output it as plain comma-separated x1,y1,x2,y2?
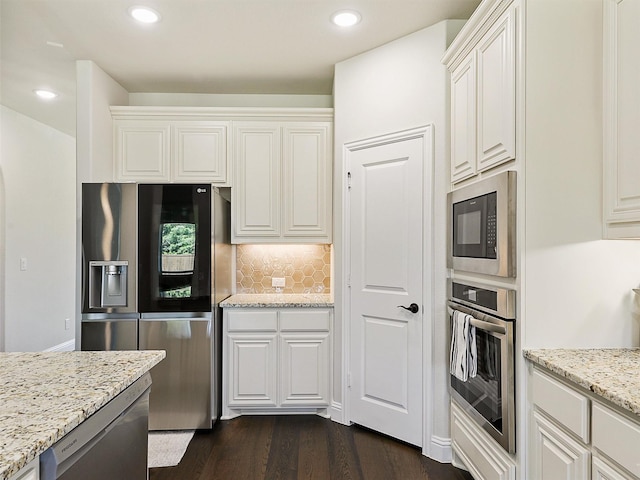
34,89,58,100
331,10,361,27
129,6,161,24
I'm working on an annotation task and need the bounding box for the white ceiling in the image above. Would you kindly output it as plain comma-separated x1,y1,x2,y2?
0,0,480,137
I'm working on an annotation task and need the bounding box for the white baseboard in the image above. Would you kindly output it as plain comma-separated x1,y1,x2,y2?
425,435,453,463
330,401,348,425
44,339,75,352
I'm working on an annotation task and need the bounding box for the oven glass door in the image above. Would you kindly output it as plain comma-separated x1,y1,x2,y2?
449,305,515,453
450,328,503,432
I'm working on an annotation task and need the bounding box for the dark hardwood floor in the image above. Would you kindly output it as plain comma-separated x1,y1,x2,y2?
149,415,473,480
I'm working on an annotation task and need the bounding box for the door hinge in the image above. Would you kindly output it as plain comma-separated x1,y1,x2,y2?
347,372,351,388
347,171,352,190
347,272,351,287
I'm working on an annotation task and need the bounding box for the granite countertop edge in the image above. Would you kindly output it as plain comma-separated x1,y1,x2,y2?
220,293,334,308
0,350,165,480
523,348,640,417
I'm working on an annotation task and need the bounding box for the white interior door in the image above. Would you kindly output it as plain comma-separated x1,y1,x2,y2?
347,129,427,446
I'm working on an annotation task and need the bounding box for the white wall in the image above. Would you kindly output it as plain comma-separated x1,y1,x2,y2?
129,92,333,108
523,0,640,349
76,60,129,184
0,106,76,351
333,20,465,461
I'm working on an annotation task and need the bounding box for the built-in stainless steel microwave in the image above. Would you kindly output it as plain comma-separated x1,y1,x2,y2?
447,171,516,277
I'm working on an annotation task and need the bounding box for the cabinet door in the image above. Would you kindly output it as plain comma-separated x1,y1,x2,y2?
279,331,330,406
592,456,630,480
451,401,516,480
603,0,640,238
531,411,590,480
232,122,281,241
173,122,229,184
227,332,278,407
476,8,515,172
282,123,332,241
114,120,170,182
451,54,477,183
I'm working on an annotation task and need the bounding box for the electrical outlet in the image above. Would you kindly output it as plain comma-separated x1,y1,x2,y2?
65,318,70,330
272,277,285,288
20,257,27,271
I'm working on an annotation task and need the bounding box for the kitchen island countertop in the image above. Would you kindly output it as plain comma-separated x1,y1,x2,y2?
220,293,333,308
0,350,165,480
524,348,640,417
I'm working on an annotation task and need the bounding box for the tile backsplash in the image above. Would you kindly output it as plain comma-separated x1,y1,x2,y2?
236,244,331,294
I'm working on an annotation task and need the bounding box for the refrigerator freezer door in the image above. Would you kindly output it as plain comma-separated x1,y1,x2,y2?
80,318,138,351
139,316,212,430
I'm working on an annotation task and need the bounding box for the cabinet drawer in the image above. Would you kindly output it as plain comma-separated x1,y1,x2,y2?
227,311,278,331
279,310,330,331
592,402,640,477
451,402,515,480
532,368,590,443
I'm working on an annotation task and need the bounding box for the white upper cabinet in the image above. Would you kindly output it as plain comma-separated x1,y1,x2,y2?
111,108,230,184
114,120,171,182
232,119,332,244
603,0,640,238
232,122,282,239
173,122,228,183
476,9,515,172
445,5,516,184
282,123,332,240
114,119,229,184
451,54,477,182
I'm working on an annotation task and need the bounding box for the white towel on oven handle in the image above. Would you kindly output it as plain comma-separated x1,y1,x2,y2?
449,309,477,382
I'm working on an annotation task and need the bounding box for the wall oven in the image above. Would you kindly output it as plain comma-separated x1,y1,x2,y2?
447,171,516,277
448,279,516,453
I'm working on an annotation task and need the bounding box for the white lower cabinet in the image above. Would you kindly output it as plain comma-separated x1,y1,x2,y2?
223,307,331,419
450,401,516,480
593,456,632,480
531,411,590,480
529,365,640,480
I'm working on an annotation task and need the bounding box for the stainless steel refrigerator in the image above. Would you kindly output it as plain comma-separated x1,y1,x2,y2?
81,183,231,430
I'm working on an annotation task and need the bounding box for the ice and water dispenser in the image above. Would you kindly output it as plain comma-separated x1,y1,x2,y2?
89,260,129,308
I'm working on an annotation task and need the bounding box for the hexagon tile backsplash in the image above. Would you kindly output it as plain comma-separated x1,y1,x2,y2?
236,244,331,294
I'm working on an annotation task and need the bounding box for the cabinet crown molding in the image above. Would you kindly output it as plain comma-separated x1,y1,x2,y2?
110,106,334,121
442,0,514,69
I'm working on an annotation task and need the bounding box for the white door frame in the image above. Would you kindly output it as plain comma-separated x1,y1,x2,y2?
341,125,435,454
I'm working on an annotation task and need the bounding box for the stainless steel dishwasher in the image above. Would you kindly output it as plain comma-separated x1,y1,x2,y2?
39,373,151,480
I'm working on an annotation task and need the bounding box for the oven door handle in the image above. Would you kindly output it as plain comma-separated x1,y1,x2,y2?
469,318,506,335
448,306,506,335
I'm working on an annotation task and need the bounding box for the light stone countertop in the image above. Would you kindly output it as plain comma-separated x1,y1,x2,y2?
523,348,640,417
0,350,165,480
220,293,334,308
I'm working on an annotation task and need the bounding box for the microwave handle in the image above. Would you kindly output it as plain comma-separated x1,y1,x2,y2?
448,306,506,335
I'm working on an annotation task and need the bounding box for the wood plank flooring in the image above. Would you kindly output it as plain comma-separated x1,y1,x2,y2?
149,415,473,480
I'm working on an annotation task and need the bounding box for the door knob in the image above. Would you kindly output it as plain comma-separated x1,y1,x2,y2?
398,303,419,314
